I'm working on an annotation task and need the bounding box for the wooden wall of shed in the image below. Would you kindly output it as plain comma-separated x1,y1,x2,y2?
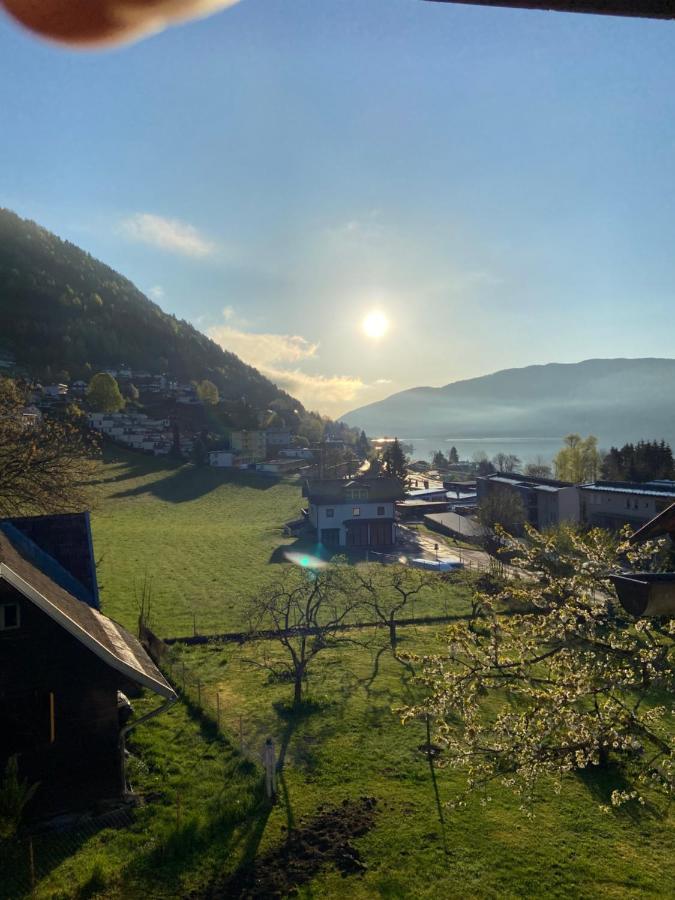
0,582,124,816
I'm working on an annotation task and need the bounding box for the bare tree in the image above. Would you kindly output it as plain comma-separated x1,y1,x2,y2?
245,562,365,707
0,378,98,516
523,456,552,478
492,452,521,473
358,563,439,649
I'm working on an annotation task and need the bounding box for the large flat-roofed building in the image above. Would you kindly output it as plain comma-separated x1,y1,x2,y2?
579,480,675,530
477,473,580,531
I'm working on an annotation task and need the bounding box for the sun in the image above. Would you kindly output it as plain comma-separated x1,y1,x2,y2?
362,310,389,339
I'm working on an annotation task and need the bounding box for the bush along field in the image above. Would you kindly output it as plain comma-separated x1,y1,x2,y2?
8,450,672,898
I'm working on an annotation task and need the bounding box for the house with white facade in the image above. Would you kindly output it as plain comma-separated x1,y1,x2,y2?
303,476,404,548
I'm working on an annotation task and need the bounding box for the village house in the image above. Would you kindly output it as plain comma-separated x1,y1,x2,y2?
70,380,87,396
279,448,314,460
578,479,675,530
303,476,404,548
209,450,234,468
0,513,175,817
42,383,68,399
477,472,580,530
87,412,174,457
231,429,267,461
264,427,292,451
20,405,42,428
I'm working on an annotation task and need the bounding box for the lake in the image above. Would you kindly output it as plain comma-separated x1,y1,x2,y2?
377,436,566,468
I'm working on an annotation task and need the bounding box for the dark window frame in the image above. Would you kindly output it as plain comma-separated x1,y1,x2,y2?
0,603,20,631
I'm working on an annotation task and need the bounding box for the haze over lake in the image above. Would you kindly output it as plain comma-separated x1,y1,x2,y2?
394,436,567,467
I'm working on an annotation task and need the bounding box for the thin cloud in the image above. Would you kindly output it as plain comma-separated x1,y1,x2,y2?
375,378,392,384
148,285,164,300
120,213,215,258
264,367,365,414
208,316,365,415
208,324,319,368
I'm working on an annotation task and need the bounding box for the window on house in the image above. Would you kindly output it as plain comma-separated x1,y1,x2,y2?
346,488,368,501
352,507,361,516
0,603,20,630
377,506,385,516
326,508,334,518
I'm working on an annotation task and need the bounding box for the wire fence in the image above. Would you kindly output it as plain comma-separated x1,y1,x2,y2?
1,807,134,900
154,639,265,768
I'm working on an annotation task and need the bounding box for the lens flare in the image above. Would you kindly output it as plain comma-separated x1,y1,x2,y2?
284,550,329,569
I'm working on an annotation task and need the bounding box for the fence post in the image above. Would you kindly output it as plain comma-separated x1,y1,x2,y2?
263,738,276,799
28,837,36,895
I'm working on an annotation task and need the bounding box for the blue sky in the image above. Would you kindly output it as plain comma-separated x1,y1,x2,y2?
2,0,675,415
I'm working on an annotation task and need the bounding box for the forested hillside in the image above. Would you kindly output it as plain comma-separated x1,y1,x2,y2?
0,208,299,411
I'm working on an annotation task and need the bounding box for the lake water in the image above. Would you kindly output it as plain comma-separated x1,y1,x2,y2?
378,436,565,468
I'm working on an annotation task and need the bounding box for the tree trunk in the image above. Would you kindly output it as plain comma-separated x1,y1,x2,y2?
293,673,303,707
389,617,397,649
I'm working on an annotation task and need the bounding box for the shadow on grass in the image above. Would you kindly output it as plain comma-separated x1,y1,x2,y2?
110,464,276,503
576,762,662,822
121,696,272,894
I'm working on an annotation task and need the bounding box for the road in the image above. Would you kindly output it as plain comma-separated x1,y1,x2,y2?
397,524,494,570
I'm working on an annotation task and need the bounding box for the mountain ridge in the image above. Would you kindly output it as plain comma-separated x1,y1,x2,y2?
341,358,675,445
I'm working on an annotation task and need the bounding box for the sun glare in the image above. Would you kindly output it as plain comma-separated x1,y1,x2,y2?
362,310,389,339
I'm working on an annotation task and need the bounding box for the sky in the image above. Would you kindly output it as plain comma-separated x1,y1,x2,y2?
2,1,675,417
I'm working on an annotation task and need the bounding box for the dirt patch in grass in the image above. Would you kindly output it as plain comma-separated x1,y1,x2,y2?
207,797,378,898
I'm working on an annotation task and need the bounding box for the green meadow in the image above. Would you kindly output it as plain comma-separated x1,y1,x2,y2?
12,449,674,898
91,447,301,636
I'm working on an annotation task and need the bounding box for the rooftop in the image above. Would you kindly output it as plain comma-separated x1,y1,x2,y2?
483,473,574,491
304,476,404,504
580,480,675,497
0,520,174,700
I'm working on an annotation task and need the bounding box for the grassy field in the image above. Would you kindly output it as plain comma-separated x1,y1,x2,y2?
91,447,301,635
13,450,674,898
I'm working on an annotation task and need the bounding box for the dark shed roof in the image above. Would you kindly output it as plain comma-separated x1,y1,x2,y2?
0,526,174,699
0,512,99,608
424,0,675,20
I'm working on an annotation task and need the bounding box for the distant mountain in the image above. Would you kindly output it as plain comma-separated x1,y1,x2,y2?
341,359,675,446
0,208,300,412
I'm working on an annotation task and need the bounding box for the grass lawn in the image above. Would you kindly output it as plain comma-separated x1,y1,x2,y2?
9,696,265,900
91,447,302,636
170,629,675,899
14,452,672,899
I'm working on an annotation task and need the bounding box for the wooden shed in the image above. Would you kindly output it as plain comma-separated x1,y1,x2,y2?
0,515,175,818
